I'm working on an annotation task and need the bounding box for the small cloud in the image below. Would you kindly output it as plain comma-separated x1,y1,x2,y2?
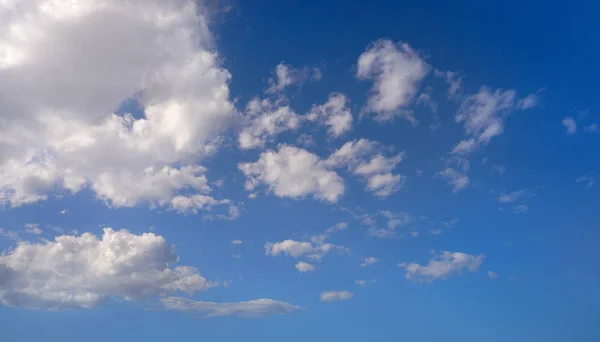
296,133,316,147
488,271,498,279
355,279,376,287
576,175,597,189
584,123,598,133
59,209,68,215
232,253,242,259
360,256,378,267
430,229,442,235
497,190,526,203
491,165,506,175
562,116,577,134
295,261,315,273
416,169,423,177
319,290,353,302
24,223,42,235
512,204,528,214
231,239,243,246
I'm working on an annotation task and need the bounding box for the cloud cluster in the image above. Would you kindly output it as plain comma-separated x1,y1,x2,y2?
398,251,484,283
0,0,236,213
0,228,215,310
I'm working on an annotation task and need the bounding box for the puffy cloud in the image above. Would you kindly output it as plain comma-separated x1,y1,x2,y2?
239,145,345,203
295,261,316,273
230,239,243,246
327,139,405,197
357,39,430,123
453,87,536,155
398,251,484,283
562,117,577,135
360,256,378,267
160,297,301,318
0,0,235,211
265,240,314,258
238,97,300,150
266,62,321,93
306,93,353,137
438,168,469,193
24,223,42,235
59,209,68,215
319,290,353,302
0,228,215,310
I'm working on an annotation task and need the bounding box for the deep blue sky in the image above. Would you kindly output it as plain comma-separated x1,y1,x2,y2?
0,1,599,341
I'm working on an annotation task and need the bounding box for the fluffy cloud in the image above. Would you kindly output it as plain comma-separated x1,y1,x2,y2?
562,117,577,135
238,97,300,150
438,168,469,193
0,0,235,212
160,297,300,318
267,62,321,93
295,261,316,273
0,228,215,310
357,39,430,123
452,87,537,155
398,251,484,283
360,256,378,267
265,240,314,258
320,290,354,302
327,139,405,197
306,93,353,137
239,145,345,203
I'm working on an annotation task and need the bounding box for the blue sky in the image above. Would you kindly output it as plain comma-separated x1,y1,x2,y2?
0,0,599,341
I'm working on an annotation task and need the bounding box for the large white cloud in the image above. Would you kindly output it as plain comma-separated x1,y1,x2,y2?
357,39,430,123
239,145,345,203
0,0,235,213
398,251,484,283
160,296,301,318
0,228,216,310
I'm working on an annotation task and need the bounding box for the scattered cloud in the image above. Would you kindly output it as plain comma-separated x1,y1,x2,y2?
320,290,354,302
24,223,42,235
360,256,378,267
491,165,506,175
355,279,376,286
59,209,68,215
417,87,437,113
231,239,243,246
562,117,577,135
576,175,597,189
357,39,430,123
296,133,316,147
267,62,321,93
512,204,528,214
238,97,300,150
434,70,463,97
584,123,598,133
398,251,484,283
516,91,542,110
497,190,526,203
325,222,348,234
438,168,470,192
0,228,216,310
295,261,316,273
306,93,353,137
488,271,499,279
160,297,301,318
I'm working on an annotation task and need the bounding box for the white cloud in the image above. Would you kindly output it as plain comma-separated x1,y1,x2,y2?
497,190,526,203
320,290,354,302
355,279,376,287
230,239,243,246
238,97,300,150
306,93,353,137
438,168,469,192
357,39,430,123
512,204,528,214
488,271,499,279
0,228,216,310
327,139,405,197
59,209,68,215
0,0,236,212
265,240,314,258
360,256,378,267
296,133,316,147
585,123,598,133
266,63,321,93
417,89,437,113
562,116,577,135
325,222,348,234
434,70,463,97
160,297,300,318
24,223,42,235
516,92,541,109
398,251,484,283
239,145,345,203
453,87,536,155
295,261,315,273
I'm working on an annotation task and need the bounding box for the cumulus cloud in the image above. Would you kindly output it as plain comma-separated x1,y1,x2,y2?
295,261,316,273
266,62,321,93
265,236,345,262
562,117,577,135
360,256,378,267
160,296,300,318
357,39,430,123
438,168,469,193
239,145,345,203
398,251,484,283
0,228,216,310
452,87,537,155
238,97,300,150
327,139,405,197
320,290,354,302
306,93,353,137
0,0,236,212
